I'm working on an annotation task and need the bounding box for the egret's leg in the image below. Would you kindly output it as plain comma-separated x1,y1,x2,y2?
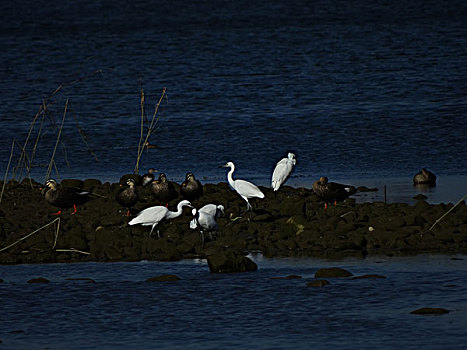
149,225,156,236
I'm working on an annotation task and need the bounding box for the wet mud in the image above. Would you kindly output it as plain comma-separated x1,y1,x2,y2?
0,178,466,265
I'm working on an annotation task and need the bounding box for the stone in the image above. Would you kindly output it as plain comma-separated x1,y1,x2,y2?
315,267,353,278
352,274,387,279
146,274,181,282
410,307,449,315
307,280,330,287
27,277,50,284
207,250,257,273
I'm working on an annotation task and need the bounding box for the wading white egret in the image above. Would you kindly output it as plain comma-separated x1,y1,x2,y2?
222,162,264,211
190,204,224,246
129,200,192,237
271,152,296,191
312,176,356,208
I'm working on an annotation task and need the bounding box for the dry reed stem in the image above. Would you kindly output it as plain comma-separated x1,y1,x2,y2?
45,99,68,182
134,87,167,174
0,140,16,204
55,248,90,255
0,217,60,253
421,193,467,237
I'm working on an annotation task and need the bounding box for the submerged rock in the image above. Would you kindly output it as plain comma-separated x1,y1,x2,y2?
410,307,449,315
27,277,50,283
352,274,387,280
146,274,181,282
315,267,353,278
307,280,331,287
271,275,302,280
207,250,257,273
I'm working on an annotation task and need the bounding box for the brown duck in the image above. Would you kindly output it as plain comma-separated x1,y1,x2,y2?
116,178,139,216
43,179,92,215
312,176,357,208
413,168,436,186
151,173,178,206
180,172,203,202
142,168,157,187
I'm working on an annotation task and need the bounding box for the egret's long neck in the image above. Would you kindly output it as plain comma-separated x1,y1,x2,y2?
227,165,235,188
166,203,185,220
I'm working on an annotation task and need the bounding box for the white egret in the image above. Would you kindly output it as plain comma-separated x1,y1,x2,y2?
271,152,296,191
128,200,192,237
222,162,265,211
190,204,224,246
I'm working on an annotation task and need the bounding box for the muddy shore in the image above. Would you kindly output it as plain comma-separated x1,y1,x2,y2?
0,177,466,265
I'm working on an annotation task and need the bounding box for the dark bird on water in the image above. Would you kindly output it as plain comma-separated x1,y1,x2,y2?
151,173,178,206
413,168,436,186
312,176,357,208
142,168,157,187
43,179,93,215
180,172,203,202
116,178,139,216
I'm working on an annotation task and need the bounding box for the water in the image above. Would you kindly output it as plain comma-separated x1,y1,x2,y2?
0,0,465,193
0,254,466,349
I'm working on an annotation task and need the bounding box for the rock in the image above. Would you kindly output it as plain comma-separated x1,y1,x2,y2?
271,275,302,280
315,267,353,278
65,278,96,283
410,307,449,315
307,280,330,287
27,277,50,284
352,274,387,279
207,250,257,273
146,274,181,282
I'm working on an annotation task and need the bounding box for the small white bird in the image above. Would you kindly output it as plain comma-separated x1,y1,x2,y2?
222,161,265,211
271,152,296,191
128,200,192,237
190,204,225,246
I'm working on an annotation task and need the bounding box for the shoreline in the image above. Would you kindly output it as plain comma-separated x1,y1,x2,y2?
0,177,466,265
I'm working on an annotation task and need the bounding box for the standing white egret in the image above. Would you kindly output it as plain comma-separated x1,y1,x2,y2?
222,162,265,211
128,200,192,237
271,152,296,191
190,204,225,246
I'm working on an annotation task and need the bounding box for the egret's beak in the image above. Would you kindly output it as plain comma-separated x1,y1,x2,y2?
220,163,229,168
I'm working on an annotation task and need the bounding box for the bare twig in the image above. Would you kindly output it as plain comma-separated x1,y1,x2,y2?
421,194,467,237
134,87,167,174
0,140,16,204
0,218,61,253
44,99,68,182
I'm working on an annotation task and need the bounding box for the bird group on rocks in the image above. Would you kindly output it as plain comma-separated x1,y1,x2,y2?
41,151,437,245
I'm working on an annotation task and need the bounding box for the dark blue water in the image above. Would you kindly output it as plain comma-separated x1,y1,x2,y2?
0,0,465,190
0,254,466,349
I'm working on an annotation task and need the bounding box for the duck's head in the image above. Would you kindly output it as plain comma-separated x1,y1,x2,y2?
126,179,136,187
185,172,195,181
157,173,167,183
45,179,58,189
319,176,328,184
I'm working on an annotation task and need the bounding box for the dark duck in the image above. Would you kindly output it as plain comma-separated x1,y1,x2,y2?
413,168,436,186
142,168,157,187
43,179,92,215
151,173,178,206
312,176,357,208
116,178,139,216
180,172,203,202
